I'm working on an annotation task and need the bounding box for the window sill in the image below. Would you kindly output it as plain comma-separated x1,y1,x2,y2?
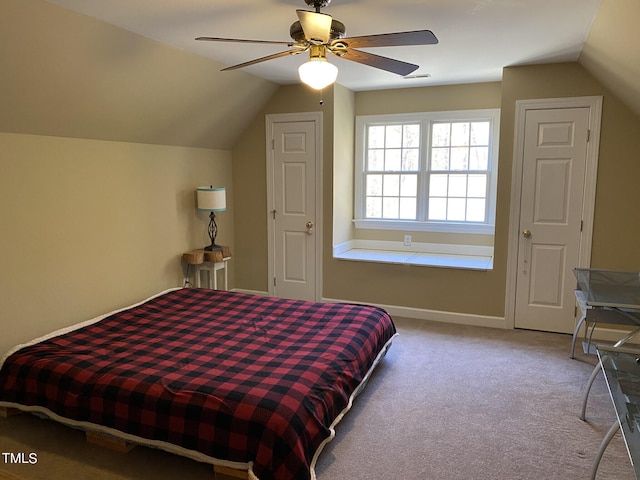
333,240,493,271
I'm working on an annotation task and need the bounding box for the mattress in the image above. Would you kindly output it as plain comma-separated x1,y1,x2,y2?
0,288,396,480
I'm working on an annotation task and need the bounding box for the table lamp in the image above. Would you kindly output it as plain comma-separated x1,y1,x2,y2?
197,186,226,251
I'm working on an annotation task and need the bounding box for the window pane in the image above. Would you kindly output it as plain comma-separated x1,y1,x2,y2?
368,126,385,148
470,147,489,170
383,174,400,196
366,197,382,218
448,175,467,197
447,198,466,221
399,198,417,220
451,123,470,146
470,122,490,146
432,123,450,147
429,174,448,196
368,149,384,171
385,149,401,171
467,174,487,197
358,111,497,229
467,199,486,222
386,125,402,148
402,149,419,171
450,147,468,170
366,174,383,196
431,147,450,170
383,197,399,218
401,174,418,196
403,124,420,147
428,198,447,220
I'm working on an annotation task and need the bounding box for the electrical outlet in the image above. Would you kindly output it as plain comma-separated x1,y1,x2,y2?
403,235,412,246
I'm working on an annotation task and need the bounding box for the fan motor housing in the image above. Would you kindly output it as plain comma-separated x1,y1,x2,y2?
290,19,346,43
305,0,331,8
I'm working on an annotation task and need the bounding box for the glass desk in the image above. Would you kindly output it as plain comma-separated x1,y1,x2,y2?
571,268,640,358
588,346,640,480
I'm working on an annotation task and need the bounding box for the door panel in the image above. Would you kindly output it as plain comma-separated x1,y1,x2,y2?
528,244,565,306
533,159,570,223
271,120,317,301
515,107,589,333
283,163,306,214
283,231,308,282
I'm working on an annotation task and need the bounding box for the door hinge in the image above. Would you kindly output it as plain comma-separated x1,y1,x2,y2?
587,129,591,142
272,139,275,150
273,277,277,287
272,209,277,220
580,220,583,232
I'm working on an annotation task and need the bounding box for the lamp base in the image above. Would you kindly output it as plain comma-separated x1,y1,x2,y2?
204,244,222,252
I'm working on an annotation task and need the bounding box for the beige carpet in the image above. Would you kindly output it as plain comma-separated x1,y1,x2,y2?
0,317,635,479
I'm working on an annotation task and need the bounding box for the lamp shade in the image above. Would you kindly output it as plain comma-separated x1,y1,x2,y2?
197,186,226,212
298,58,338,90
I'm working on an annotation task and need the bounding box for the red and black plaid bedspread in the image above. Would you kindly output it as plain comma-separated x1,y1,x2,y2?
0,288,396,480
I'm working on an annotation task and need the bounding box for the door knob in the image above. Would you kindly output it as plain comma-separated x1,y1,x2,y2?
522,229,532,238
305,221,314,235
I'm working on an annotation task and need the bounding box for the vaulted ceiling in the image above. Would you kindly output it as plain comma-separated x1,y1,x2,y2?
45,0,602,92
2,0,638,151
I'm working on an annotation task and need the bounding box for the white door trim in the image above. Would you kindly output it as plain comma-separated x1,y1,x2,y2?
505,96,603,329
265,112,323,300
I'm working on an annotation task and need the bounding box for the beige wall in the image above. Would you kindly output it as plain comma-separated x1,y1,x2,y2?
0,0,255,357
350,82,502,247
332,84,356,247
231,85,335,292
232,64,640,320
0,133,233,356
500,63,640,271
324,82,505,316
4,1,640,353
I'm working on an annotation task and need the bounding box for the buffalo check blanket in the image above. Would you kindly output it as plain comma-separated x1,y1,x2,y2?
0,288,396,480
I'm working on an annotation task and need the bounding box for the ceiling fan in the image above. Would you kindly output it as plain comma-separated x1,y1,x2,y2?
196,0,438,90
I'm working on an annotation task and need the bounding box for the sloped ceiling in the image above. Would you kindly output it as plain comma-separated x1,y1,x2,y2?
2,0,639,150
0,0,278,150
579,0,640,119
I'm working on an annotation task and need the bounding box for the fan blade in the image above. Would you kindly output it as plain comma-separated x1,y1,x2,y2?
340,49,419,76
296,10,332,43
337,30,438,49
221,50,302,71
196,36,293,46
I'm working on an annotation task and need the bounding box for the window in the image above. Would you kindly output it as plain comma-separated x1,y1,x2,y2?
355,109,500,234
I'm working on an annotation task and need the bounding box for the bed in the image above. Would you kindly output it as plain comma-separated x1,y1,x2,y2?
0,288,396,480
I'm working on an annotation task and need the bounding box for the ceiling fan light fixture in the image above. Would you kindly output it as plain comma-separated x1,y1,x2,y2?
299,58,338,90
298,45,338,90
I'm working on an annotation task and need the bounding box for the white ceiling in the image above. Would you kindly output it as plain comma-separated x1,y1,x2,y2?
45,0,602,92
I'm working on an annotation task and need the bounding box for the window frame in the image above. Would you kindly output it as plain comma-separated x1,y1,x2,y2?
354,109,500,235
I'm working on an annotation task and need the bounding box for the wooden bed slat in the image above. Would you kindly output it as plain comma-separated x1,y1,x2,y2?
0,407,22,418
85,431,136,453
213,465,249,480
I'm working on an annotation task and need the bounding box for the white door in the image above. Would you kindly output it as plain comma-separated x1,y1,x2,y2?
267,114,322,301
514,107,591,333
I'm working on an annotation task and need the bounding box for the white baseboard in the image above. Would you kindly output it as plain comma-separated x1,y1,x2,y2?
323,296,508,329
231,289,506,329
231,288,269,296
232,290,636,340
